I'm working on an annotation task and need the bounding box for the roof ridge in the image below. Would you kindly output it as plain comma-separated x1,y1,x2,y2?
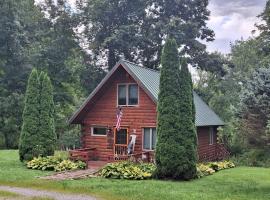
121,59,160,74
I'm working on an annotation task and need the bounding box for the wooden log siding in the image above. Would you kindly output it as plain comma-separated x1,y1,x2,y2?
82,66,157,161
81,65,220,162
197,126,218,161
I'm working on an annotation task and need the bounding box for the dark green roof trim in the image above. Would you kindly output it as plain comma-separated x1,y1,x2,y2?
69,60,224,126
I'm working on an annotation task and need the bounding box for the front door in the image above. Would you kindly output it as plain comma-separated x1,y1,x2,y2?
114,128,128,157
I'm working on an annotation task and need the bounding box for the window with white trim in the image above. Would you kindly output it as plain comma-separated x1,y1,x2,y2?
209,127,214,145
143,128,156,150
118,84,138,106
91,126,107,136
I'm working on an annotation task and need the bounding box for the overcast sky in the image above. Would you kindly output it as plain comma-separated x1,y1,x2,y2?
206,0,266,54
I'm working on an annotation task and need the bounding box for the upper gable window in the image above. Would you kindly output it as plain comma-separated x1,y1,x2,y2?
118,84,138,106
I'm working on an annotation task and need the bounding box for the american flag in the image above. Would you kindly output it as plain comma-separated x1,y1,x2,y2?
116,107,123,131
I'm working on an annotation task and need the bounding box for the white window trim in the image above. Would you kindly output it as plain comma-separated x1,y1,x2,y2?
91,126,107,137
117,83,139,107
209,127,214,145
142,127,156,151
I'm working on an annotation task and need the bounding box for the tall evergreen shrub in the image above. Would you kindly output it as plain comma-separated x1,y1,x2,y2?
155,38,197,180
39,72,56,156
19,69,56,161
19,69,40,161
178,58,198,179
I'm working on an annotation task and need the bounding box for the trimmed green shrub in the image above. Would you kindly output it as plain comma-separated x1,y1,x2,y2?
100,162,156,180
155,38,197,180
27,156,86,172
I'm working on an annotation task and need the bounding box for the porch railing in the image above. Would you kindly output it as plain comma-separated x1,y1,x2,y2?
114,151,154,163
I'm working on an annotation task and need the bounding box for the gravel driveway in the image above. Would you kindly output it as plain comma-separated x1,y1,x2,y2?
0,186,97,200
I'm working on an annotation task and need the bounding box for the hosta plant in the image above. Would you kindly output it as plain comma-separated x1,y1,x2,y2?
27,156,86,172
100,161,156,180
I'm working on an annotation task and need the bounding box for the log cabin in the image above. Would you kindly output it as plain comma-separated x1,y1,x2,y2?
68,60,228,163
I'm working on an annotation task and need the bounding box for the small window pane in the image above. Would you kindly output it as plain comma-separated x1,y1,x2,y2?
143,128,151,150
128,85,138,105
93,127,107,136
118,85,126,105
152,128,156,149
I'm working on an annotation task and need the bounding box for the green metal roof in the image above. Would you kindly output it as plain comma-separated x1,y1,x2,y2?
121,60,224,126
69,60,224,126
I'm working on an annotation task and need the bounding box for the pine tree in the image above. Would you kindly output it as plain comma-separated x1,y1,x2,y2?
19,69,40,161
39,72,56,156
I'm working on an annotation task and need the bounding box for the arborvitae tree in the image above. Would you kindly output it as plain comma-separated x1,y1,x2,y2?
39,72,56,157
19,69,56,161
155,38,197,180
178,57,198,179
181,58,196,124
155,38,182,179
19,69,40,161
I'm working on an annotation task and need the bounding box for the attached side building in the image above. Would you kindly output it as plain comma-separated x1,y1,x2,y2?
69,60,226,162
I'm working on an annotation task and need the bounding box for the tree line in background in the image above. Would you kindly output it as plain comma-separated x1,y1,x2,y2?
195,1,270,167
0,0,222,150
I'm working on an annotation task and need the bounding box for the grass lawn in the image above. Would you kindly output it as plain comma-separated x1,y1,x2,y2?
0,150,270,200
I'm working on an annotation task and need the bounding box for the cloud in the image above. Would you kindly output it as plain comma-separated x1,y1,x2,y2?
205,0,266,53
210,0,265,17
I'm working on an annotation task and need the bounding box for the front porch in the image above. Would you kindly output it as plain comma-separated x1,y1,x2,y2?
69,142,229,167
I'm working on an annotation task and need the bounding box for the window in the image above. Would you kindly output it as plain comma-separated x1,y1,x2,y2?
209,127,214,145
143,128,156,150
128,84,138,105
118,85,127,105
91,126,107,136
117,84,138,106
